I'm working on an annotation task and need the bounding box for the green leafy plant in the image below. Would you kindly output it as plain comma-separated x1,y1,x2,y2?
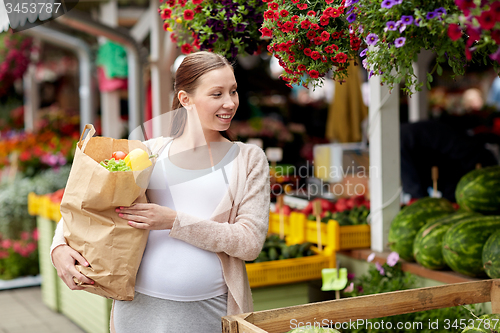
343,252,484,332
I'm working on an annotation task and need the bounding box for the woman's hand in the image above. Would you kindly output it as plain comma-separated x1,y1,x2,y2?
52,244,94,290
116,203,177,230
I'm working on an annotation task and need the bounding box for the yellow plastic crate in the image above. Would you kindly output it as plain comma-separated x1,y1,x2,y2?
268,212,290,237
28,192,62,222
246,252,335,288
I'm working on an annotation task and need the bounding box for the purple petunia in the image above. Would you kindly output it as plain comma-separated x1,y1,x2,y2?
395,36,406,48
394,0,403,3
397,20,406,33
208,34,219,44
235,23,246,32
426,11,436,20
375,262,385,275
401,15,414,25
385,20,397,31
366,33,379,46
362,58,369,70
435,7,447,15
381,0,395,9
360,48,367,57
347,13,357,23
368,70,374,79
387,252,400,267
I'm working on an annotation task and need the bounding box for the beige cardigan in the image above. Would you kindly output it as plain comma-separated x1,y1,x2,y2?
51,136,270,316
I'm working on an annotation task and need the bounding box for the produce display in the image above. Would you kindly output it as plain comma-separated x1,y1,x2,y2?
301,196,370,225
99,149,153,172
442,216,500,277
482,230,500,279
455,166,500,215
461,313,500,333
248,234,315,263
388,197,455,262
413,211,479,270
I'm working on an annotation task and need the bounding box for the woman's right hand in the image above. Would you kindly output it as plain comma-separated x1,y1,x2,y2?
52,244,94,290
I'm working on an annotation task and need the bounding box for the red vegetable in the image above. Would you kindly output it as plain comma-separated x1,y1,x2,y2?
112,151,127,160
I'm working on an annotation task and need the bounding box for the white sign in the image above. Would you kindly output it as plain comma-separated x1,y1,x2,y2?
266,147,283,162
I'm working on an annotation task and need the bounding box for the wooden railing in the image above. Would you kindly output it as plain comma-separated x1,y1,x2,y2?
222,279,500,333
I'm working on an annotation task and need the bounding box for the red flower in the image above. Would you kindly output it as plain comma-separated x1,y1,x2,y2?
286,83,293,88
314,37,323,45
466,26,481,46
304,48,312,56
280,9,289,17
161,8,172,19
311,51,321,60
350,36,361,50
269,2,279,10
282,21,294,32
320,15,329,26
291,0,300,3
170,33,178,42
309,70,319,78
321,31,330,41
181,43,193,54
178,0,187,6
330,8,341,18
447,24,462,41
301,20,311,29
298,64,306,71
492,2,500,20
311,23,320,30
183,9,194,20
291,15,299,23
260,27,273,37
163,22,170,31
264,10,275,20
306,30,316,39
192,0,203,3
267,44,274,52
465,47,472,60
324,45,334,53
194,5,202,13
321,56,328,63
325,0,334,3
289,55,296,62
307,10,316,16
331,31,342,39
335,52,348,63
324,7,333,17
477,10,495,30
491,30,500,45
166,0,175,6
297,3,307,10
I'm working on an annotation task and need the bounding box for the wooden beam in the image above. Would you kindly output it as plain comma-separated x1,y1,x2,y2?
223,280,495,333
130,7,151,43
492,279,500,314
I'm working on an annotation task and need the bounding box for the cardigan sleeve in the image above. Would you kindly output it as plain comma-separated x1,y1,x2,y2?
49,218,67,266
168,146,270,261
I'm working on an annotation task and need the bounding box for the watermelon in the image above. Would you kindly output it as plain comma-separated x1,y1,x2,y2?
461,313,500,333
388,197,455,262
413,211,479,270
455,166,500,215
483,229,500,279
442,216,500,277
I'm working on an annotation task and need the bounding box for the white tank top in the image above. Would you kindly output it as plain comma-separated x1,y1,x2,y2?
135,140,236,301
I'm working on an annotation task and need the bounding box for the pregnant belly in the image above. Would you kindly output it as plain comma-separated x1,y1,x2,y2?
135,230,227,301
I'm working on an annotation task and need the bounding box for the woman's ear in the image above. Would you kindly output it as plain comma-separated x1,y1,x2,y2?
177,90,191,108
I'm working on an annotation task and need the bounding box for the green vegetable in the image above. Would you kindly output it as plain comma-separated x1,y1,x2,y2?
461,313,500,332
456,166,500,215
442,216,500,277
483,230,500,279
99,158,132,172
388,197,455,262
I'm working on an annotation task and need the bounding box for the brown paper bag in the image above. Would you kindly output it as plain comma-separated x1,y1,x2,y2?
60,124,155,301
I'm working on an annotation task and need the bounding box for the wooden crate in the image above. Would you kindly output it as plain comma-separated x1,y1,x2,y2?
222,279,500,333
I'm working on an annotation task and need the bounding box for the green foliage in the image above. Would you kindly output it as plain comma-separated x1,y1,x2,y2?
343,260,484,332
99,158,131,172
0,165,71,239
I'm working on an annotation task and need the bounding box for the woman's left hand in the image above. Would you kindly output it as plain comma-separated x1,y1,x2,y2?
116,203,177,230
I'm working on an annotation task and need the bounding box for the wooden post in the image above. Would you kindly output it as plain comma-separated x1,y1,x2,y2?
492,279,500,314
432,166,439,197
368,75,400,252
313,200,322,251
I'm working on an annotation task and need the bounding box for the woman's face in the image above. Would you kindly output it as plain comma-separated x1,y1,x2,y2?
188,66,239,133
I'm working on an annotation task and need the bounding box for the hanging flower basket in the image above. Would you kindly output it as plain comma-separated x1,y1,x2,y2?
0,31,33,96
159,0,267,59
261,0,360,89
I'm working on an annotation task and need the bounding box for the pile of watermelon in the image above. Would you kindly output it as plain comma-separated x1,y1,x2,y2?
389,166,500,278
